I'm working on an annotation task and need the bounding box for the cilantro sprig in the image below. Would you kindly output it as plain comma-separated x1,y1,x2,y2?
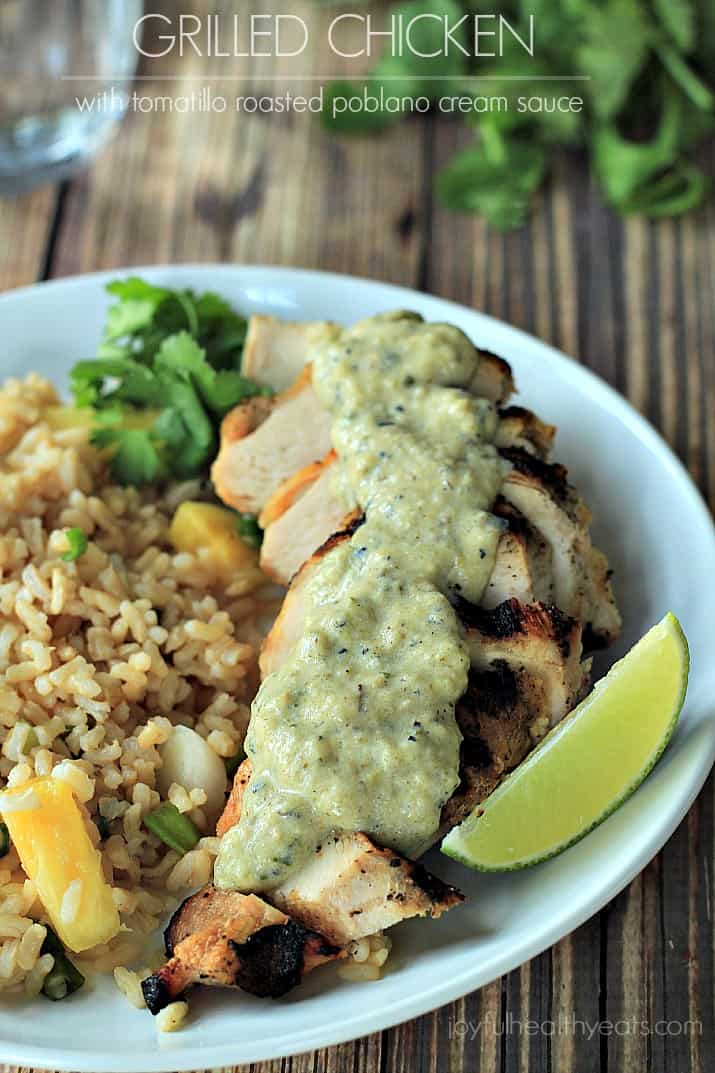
321,0,714,229
71,279,270,485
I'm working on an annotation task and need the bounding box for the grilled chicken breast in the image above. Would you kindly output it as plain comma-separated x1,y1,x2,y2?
144,313,621,1015
142,887,344,1010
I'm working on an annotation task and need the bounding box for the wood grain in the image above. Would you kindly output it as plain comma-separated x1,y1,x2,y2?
0,187,58,291
0,8,713,1073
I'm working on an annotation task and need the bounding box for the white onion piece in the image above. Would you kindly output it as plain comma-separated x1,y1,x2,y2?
157,726,228,822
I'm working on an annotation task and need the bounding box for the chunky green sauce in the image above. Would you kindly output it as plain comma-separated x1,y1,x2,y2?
215,313,504,892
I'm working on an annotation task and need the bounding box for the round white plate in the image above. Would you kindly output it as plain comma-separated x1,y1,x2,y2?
0,265,713,1072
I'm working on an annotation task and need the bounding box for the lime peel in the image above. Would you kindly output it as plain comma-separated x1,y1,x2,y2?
441,613,689,872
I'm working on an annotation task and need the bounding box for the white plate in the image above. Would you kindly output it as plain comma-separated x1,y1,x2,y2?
0,265,713,1072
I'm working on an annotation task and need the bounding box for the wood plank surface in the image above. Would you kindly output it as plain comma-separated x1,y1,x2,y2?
0,4,713,1072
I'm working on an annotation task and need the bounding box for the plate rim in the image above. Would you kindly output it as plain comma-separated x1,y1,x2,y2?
0,263,713,1072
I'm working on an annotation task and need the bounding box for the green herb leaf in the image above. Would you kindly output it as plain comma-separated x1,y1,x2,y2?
651,0,695,53
70,281,257,486
653,40,714,110
437,135,547,229
617,160,709,215
0,822,9,858
40,927,85,1001
144,802,200,855
60,528,88,563
95,815,111,841
92,423,165,486
592,78,681,204
236,514,263,549
578,0,653,119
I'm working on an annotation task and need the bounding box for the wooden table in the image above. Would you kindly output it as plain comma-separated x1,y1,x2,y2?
1,5,713,1071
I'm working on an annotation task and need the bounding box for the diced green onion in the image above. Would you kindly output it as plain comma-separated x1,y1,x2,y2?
0,822,9,858
40,927,85,1001
236,513,263,549
95,815,111,841
144,802,200,855
224,748,246,779
61,528,88,562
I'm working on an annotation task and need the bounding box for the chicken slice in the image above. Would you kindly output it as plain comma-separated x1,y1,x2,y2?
259,512,364,678
212,766,463,946
482,521,535,609
267,833,463,946
483,498,554,608
471,350,514,404
260,460,349,585
212,370,332,515
258,450,336,529
243,315,343,391
458,597,590,730
254,405,555,597
243,313,514,404
496,405,556,459
219,392,276,441
440,662,536,831
141,887,342,1012
499,448,621,646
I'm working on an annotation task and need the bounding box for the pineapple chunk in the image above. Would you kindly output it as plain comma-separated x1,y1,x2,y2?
169,501,262,580
45,406,160,435
0,777,120,953
44,406,95,433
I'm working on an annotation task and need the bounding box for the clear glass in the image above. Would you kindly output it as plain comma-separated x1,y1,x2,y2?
0,0,141,195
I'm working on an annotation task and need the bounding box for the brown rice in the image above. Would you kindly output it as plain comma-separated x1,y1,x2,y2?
0,374,271,998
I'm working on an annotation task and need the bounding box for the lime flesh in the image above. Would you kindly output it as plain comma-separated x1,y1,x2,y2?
441,613,689,871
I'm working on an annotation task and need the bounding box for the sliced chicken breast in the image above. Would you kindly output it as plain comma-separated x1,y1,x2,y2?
243,315,342,391
141,887,342,1012
260,461,349,585
212,373,332,515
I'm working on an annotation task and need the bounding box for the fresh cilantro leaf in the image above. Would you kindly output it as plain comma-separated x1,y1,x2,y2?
60,528,88,562
617,160,709,215
92,425,165,485
437,133,547,229
106,278,171,304
104,299,160,342
651,0,695,53
320,0,714,229
653,40,714,110
70,279,258,486
592,79,681,204
577,0,653,119
155,331,270,416
71,357,163,409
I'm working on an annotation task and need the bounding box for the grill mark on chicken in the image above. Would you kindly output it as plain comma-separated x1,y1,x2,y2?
142,887,343,1012
454,597,574,659
229,920,309,998
500,446,571,505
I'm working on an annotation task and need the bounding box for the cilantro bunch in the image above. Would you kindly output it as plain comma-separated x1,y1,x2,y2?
71,279,269,485
321,0,714,229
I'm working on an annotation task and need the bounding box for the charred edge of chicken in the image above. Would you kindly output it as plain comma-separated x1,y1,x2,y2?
454,597,577,659
229,919,308,998
499,446,571,504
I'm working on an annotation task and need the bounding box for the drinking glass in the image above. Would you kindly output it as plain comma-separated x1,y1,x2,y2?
0,0,142,194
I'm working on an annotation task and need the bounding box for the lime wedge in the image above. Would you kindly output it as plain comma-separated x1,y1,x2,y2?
442,613,689,871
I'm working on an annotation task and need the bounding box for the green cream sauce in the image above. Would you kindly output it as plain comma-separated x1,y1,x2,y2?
215,313,504,892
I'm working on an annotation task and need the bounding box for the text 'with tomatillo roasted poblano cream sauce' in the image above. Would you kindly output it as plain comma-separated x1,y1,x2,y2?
215,313,507,892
